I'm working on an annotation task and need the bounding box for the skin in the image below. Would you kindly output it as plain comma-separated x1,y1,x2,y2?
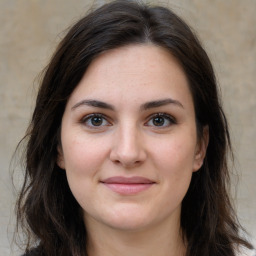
58,44,208,256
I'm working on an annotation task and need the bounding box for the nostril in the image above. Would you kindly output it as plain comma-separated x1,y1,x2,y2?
109,135,147,167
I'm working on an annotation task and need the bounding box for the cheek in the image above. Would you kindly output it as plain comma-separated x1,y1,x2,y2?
62,135,108,175
153,133,197,171
143,135,196,220
151,133,196,196
62,137,107,207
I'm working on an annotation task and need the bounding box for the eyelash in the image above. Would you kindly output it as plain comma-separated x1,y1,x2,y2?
145,113,177,128
80,112,176,129
80,113,111,128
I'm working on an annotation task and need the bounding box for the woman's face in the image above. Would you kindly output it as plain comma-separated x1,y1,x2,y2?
58,45,207,232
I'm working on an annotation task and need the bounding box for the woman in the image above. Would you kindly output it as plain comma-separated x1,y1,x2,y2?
16,0,254,255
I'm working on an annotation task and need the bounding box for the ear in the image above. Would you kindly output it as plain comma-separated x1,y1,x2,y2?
57,145,65,169
193,125,209,172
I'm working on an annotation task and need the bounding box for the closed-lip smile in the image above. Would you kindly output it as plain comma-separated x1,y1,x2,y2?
101,176,156,195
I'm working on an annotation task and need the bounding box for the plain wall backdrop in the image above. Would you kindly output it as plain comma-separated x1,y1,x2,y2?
0,0,255,255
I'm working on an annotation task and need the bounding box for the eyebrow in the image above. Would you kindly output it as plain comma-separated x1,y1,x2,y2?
72,99,115,110
141,98,184,110
71,98,184,111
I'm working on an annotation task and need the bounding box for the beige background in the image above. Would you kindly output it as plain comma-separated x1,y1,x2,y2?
0,0,255,255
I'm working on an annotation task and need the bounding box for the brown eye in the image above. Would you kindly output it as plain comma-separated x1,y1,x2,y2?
81,114,111,128
91,116,103,126
152,116,165,126
145,113,176,128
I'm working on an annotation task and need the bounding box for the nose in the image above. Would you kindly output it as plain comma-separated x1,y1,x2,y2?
109,125,147,168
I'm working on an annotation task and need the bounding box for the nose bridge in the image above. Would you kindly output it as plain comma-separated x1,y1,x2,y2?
119,122,139,152
110,120,146,166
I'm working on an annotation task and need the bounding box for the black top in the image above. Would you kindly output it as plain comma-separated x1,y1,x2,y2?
22,248,256,256
22,247,40,256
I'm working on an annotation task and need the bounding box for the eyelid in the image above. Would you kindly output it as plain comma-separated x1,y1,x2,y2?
144,112,177,127
79,112,176,129
80,113,112,128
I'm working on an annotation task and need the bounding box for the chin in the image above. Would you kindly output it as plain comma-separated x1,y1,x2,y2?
102,207,163,232
107,217,153,232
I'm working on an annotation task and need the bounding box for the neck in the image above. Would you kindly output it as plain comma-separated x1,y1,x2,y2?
85,215,186,256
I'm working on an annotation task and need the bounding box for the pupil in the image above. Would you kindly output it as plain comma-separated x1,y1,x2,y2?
153,116,164,126
92,117,103,126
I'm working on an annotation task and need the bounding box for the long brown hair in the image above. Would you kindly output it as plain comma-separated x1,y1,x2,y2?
15,1,253,255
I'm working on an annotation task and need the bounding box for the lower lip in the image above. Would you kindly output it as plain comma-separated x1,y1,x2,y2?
102,183,154,195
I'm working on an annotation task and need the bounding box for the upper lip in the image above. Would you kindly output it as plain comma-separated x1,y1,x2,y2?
101,176,155,184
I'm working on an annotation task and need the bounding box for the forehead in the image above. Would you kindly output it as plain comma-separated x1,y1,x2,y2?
85,44,186,83
67,44,193,110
